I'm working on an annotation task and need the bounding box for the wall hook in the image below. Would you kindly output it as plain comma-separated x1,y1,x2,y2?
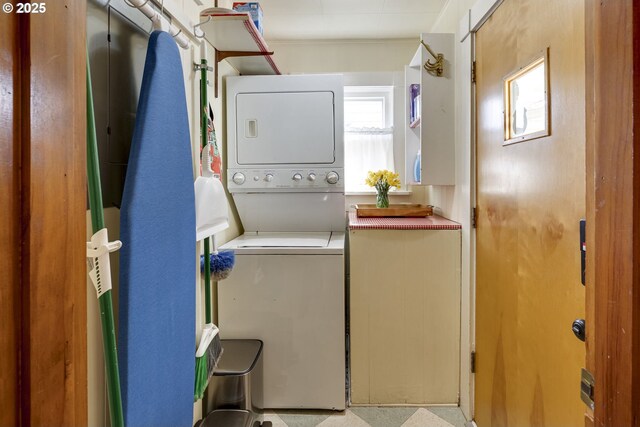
193,15,212,39
421,40,444,77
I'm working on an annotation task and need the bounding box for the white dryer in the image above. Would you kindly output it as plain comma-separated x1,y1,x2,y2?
219,74,346,410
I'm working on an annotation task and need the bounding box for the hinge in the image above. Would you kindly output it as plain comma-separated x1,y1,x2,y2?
581,368,595,410
471,60,477,84
470,351,476,373
472,207,477,228
107,33,111,43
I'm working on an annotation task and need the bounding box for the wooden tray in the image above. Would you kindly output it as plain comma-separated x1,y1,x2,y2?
355,204,433,217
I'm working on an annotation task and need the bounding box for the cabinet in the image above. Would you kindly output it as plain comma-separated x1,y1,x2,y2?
405,33,455,185
349,225,461,404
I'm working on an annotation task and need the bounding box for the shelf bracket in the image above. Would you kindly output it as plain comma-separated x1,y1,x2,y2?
420,40,444,77
216,49,275,62
213,49,275,98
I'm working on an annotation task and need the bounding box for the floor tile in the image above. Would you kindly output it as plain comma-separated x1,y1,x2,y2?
263,411,288,427
400,408,454,427
275,409,333,427
427,407,468,427
349,407,418,427
316,410,371,427
266,406,467,427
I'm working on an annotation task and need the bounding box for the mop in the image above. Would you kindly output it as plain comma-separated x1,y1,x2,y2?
86,52,125,427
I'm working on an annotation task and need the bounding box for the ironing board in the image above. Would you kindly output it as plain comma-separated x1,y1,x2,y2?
118,31,195,427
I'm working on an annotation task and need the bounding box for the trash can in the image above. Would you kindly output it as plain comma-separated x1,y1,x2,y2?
205,339,264,424
199,409,253,427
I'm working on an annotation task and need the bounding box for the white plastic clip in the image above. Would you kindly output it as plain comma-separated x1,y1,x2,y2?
86,228,122,298
196,323,220,357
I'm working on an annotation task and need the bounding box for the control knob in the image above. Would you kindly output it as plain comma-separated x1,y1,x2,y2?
292,173,303,182
232,172,245,185
326,171,339,184
265,174,274,182
307,173,316,182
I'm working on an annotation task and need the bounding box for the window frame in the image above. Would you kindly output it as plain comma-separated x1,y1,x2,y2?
344,86,394,131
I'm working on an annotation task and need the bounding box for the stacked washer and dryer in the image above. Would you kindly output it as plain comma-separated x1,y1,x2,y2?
218,74,346,410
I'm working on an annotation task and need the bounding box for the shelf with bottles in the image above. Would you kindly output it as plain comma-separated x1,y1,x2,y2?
404,33,455,186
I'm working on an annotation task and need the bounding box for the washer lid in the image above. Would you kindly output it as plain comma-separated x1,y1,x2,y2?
220,232,344,255
234,232,331,248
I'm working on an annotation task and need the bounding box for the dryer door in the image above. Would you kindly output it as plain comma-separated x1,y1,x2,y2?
235,91,336,165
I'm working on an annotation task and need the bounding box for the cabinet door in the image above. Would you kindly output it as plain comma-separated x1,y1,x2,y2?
349,229,461,404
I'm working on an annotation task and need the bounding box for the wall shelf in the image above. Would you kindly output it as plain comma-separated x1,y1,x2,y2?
199,11,281,96
405,33,455,185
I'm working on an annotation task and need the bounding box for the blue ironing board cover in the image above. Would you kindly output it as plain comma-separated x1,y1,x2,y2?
119,31,195,427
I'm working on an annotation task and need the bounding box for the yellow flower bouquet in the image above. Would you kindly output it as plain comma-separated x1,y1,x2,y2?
366,169,401,208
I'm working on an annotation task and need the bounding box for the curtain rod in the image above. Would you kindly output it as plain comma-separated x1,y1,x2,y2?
126,0,191,49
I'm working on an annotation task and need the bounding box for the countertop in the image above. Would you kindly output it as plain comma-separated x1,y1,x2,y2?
348,211,461,230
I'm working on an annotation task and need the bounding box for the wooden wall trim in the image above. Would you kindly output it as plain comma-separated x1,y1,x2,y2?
584,0,595,425
0,11,23,427
586,0,640,426
27,2,88,424
10,2,88,426
19,11,31,427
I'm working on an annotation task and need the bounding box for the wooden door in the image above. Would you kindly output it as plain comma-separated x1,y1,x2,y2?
474,0,586,426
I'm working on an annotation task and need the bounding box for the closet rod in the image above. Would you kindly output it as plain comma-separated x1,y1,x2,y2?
126,0,190,49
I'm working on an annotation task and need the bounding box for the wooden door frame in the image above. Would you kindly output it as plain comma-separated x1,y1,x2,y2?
585,1,640,426
0,2,88,426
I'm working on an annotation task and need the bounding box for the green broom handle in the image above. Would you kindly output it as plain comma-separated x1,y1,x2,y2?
201,57,212,325
87,53,125,427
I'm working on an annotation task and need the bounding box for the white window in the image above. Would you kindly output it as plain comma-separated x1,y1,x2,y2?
344,86,395,193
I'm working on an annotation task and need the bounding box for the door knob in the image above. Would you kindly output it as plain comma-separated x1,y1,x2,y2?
572,319,586,342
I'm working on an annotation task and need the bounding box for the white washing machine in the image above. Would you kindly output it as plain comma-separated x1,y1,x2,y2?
219,74,346,410
218,232,345,410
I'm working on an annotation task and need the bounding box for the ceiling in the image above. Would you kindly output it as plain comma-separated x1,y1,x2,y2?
222,0,449,40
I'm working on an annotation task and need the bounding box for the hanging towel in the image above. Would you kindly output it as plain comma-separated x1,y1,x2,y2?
118,31,195,427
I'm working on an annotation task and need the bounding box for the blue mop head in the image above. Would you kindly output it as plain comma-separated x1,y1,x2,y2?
200,250,235,281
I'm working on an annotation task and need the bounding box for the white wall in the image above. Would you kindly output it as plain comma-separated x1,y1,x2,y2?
428,0,476,420
268,39,418,74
